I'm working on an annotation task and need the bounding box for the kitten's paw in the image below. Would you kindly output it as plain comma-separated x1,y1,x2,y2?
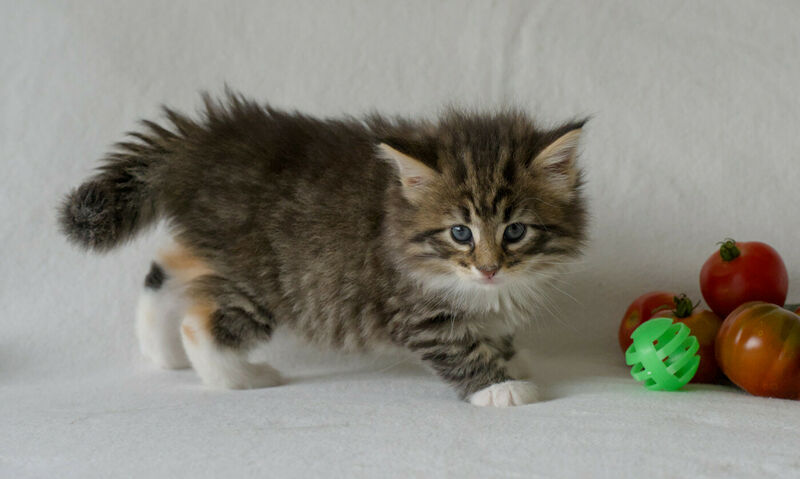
200,361,283,390
469,380,539,407
181,308,283,390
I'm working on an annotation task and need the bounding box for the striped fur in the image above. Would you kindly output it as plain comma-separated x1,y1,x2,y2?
61,93,588,403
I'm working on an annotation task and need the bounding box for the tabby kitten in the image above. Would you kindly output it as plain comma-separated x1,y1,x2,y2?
59,93,587,407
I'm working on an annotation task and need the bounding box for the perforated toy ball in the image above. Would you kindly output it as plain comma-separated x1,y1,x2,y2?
625,317,700,391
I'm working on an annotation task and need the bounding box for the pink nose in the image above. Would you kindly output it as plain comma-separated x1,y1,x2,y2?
478,267,499,279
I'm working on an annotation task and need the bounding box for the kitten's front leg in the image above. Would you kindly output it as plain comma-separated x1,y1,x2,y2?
401,320,539,407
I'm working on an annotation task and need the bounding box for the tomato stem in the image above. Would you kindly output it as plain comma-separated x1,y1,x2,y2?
672,294,698,318
718,238,740,262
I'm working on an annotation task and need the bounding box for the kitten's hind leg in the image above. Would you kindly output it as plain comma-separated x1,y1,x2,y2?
135,262,191,369
181,275,282,389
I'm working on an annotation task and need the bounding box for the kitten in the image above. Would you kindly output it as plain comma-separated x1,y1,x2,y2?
59,93,587,407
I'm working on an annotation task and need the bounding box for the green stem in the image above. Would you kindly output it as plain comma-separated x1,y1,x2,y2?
672,294,698,319
718,238,740,262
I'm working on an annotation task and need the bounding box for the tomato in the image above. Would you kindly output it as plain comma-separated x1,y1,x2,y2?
656,295,723,383
619,291,676,352
716,302,800,399
700,239,788,318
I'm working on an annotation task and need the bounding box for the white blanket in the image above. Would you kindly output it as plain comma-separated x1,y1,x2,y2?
2,1,799,477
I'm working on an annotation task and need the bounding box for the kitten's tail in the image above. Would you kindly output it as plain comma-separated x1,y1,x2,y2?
58,113,189,252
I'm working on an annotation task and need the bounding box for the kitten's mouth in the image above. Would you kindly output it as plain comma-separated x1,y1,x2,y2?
476,277,502,286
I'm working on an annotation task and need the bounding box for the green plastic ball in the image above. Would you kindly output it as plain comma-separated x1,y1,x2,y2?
625,317,700,391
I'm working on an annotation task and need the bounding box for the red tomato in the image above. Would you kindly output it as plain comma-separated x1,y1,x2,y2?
700,239,788,318
656,295,723,383
716,302,800,399
619,291,676,352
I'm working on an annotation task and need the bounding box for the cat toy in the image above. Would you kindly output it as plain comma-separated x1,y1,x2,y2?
625,317,700,391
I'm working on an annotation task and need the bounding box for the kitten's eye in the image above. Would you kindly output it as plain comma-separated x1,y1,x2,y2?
450,225,473,243
503,223,526,242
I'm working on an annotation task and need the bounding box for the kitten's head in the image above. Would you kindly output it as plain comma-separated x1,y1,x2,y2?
379,110,588,314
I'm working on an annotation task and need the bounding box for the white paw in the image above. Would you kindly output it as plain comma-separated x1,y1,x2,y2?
180,315,283,390
469,380,539,407
136,289,190,369
199,360,283,390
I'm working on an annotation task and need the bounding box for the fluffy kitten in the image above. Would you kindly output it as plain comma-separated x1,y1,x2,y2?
59,93,587,407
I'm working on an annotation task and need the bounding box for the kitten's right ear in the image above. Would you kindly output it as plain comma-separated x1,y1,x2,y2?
377,143,439,202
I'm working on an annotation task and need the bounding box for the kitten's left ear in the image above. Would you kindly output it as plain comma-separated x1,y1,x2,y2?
530,122,585,199
377,143,439,202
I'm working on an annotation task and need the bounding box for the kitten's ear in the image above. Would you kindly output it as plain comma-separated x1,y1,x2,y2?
530,123,585,199
377,143,439,201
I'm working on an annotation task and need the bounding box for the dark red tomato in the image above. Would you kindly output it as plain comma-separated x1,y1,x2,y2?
619,291,676,352
716,302,800,399
700,239,788,318
657,295,723,383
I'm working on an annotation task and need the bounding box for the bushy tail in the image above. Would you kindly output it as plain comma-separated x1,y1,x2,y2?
59,114,187,252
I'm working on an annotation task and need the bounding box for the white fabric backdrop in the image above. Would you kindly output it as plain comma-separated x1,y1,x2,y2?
2,1,800,477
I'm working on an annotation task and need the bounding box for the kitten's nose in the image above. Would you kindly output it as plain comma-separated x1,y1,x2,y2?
478,265,499,279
